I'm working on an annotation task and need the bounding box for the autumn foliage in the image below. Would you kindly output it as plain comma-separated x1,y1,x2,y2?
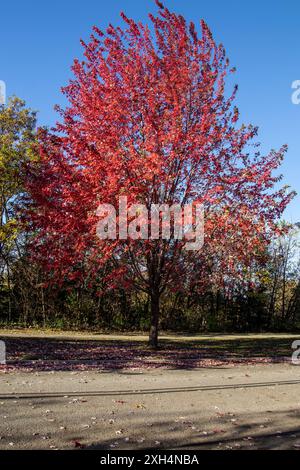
26,1,294,347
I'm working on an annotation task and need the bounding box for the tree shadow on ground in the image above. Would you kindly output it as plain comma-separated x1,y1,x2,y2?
84,408,300,451
0,335,294,372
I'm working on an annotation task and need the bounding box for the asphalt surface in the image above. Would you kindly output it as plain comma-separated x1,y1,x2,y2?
1,363,300,449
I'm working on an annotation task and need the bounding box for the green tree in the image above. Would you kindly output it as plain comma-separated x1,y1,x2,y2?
0,97,37,320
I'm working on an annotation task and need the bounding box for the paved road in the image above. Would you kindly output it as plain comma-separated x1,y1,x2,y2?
1,363,300,449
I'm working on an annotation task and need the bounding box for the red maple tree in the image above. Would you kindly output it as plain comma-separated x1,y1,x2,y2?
26,1,294,347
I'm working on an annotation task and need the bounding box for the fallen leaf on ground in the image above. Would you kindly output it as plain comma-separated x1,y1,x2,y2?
74,440,85,449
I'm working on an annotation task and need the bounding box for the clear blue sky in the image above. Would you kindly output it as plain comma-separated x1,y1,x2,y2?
1,0,299,222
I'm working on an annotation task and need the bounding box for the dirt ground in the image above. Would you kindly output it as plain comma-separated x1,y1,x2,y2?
1,363,300,449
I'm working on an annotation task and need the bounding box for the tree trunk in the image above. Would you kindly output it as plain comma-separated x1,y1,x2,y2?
149,291,160,348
